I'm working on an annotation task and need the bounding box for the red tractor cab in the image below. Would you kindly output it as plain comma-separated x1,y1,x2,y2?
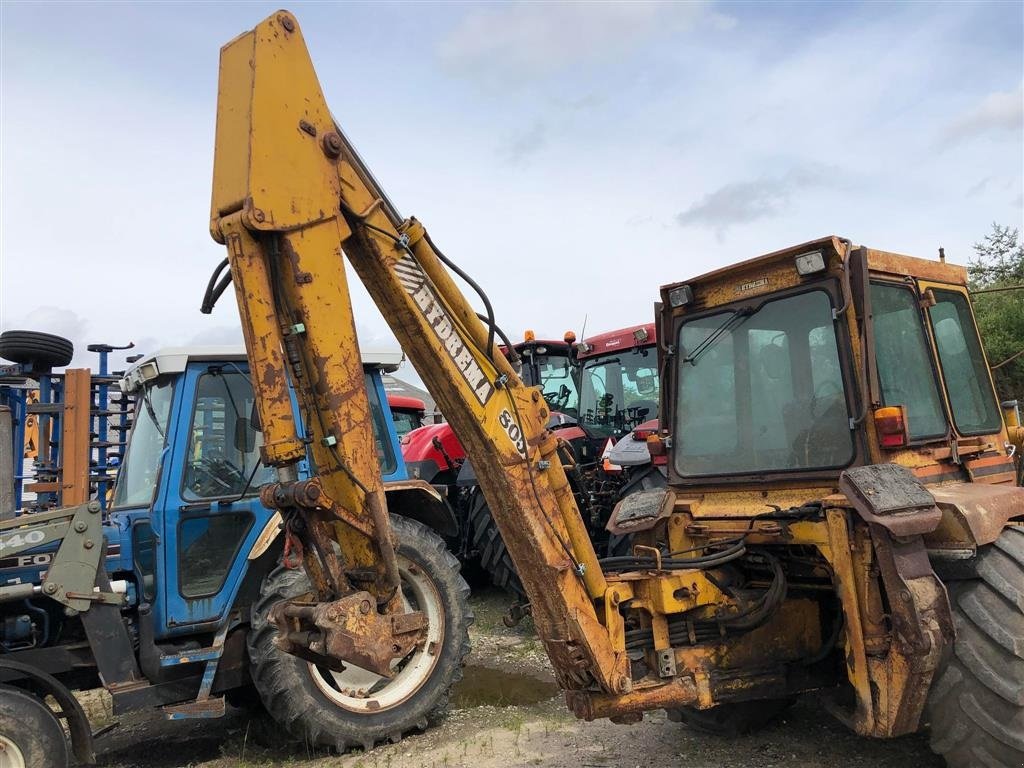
402,332,580,487
576,322,658,440
387,394,427,439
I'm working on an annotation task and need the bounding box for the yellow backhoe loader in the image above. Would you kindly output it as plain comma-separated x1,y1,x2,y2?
207,11,1022,767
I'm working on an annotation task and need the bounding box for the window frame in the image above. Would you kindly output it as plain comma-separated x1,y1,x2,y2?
669,278,863,486
111,378,175,511
923,284,1003,438
176,510,255,600
180,369,267,503
868,279,950,445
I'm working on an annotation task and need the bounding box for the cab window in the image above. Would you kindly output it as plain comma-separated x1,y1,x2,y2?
928,290,1002,435
182,370,273,500
869,283,947,440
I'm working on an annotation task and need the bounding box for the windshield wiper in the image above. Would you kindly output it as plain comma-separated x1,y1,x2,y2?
683,307,754,366
585,357,619,370
141,387,166,439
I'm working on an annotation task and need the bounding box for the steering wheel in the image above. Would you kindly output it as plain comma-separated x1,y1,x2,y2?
189,456,247,497
542,384,572,412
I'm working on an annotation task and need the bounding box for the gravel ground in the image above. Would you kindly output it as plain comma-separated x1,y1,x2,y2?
84,589,944,768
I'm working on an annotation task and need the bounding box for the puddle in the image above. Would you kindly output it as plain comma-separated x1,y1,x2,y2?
451,664,560,708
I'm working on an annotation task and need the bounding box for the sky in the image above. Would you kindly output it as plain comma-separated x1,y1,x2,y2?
1,0,1022,385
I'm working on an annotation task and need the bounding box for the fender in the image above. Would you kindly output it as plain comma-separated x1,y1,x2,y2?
248,479,459,560
927,481,1024,550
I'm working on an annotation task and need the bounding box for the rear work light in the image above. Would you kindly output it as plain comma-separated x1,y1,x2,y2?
874,406,908,449
668,284,694,308
795,250,826,276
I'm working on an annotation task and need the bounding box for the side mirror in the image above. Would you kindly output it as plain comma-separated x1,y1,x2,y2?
234,416,256,454
636,375,656,396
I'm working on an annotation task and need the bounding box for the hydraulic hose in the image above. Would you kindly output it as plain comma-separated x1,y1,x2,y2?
200,258,232,314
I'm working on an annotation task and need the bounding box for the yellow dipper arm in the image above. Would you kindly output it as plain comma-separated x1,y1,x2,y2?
209,11,628,694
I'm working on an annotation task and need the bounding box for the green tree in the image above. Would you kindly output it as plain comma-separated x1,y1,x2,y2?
968,223,1024,403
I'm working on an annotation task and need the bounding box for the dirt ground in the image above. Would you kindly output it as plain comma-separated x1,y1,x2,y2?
84,589,943,768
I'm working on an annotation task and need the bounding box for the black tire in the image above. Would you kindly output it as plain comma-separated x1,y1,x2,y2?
0,330,74,369
669,697,795,736
926,525,1024,768
0,685,70,768
468,488,526,600
247,515,472,752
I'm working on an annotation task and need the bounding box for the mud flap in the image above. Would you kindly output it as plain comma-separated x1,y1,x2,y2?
839,464,955,736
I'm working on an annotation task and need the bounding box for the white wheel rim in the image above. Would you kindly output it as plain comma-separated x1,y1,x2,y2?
0,734,26,768
309,553,445,712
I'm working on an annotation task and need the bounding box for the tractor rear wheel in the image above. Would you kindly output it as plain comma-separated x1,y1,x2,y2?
0,331,74,370
247,515,472,753
0,685,70,768
468,488,526,600
925,525,1024,768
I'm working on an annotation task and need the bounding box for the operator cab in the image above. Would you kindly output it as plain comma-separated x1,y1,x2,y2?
659,237,1015,491
577,324,659,441
387,394,428,439
513,332,580,419
115,345,407,637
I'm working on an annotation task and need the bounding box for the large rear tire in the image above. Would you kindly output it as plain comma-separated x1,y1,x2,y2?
0,685,70,768
247,515,472,752
469,489,526,600
926,525,1024,768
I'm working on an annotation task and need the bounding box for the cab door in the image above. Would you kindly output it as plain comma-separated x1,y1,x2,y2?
159,362,274,633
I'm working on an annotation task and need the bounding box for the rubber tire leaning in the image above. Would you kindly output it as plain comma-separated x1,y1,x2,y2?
925,525,1024,768
468,488,527,601
669,697,795,736
246,515,472,753
0,330,74,369
0,685,70,768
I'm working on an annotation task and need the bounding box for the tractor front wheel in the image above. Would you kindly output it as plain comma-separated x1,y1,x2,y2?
0,685,70,768
247,515,472,753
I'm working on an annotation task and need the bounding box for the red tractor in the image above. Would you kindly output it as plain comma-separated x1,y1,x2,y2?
402,325,665,603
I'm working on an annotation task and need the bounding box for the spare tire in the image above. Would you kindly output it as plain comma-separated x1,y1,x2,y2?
0,330,74,369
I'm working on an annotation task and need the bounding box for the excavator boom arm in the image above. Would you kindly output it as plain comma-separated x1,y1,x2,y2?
209,11,627,694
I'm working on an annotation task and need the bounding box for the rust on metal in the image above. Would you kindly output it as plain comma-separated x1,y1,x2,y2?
929,482,1024,548
271,590,426,677
60,369,92,506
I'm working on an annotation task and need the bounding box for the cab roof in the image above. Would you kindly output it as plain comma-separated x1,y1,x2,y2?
661,235,968,295
121,345,404,392
578,323,657,359
387,394,427,411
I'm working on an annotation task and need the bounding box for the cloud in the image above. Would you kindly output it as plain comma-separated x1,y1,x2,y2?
499,121,546,165
675,164,837,237
939,82,1023,148
1,306,92,366
186,325,243,346
437,1,729,83
2,306,87,345
966,176,994,197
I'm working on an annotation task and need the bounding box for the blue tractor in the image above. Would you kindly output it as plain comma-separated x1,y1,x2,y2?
0,346,468,767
